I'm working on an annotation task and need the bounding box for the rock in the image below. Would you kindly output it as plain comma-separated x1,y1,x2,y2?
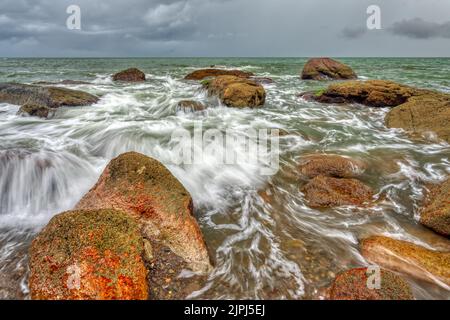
112,68,146,82
206,75,266,108
420,179,450,236
385,94,450,143
328,268,414,300
177,100,206,112
301,176,374,208
35,80,90,85
310,80,450,143
29,209,148,300
17,103,53,118
360,236,450,287
0,83,99,108
250,77,274,85
185,69,254,80
298,154,366,179
301,58,357,80
76,152,211,273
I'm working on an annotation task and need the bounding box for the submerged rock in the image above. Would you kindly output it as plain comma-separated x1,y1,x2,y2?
17,103,53,118
112,68,146,82
308,80,450,143
328,267,414,300
185,68,254,80
0,83,99,108
298,154,366,179
76,152,212,273
301,176,373,208
420,179,450,236
360,236,450,287
29,209,148,300
34,80,90,85
206,75,266,108
177,100,206,112
301,58,357,80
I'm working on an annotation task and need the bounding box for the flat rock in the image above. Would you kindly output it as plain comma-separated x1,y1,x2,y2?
360,236,450,287
328,267,414,300
298,154,366,179
185,68,254,80
301,175,374,208
0,83,99,108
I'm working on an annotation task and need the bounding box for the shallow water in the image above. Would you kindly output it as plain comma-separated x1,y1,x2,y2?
0,58,449,299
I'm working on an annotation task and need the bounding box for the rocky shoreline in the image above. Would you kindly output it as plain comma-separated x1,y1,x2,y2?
1,60,449,300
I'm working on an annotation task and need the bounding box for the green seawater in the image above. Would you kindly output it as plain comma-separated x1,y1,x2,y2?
0,58,449,299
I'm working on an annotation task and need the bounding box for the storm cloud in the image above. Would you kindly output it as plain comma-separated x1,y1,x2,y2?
0,0,449,57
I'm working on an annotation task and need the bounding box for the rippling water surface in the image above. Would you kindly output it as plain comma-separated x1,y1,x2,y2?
0,58,449,299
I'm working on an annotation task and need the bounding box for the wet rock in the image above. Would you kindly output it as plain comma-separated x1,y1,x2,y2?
0,83,99,108
17,103,53,118
29,209,148,300
301,176,374,208
185,68,254,80
177,100,206,112
328,268,414,300
420,179,450,236
307,80,450,143
298,154,366,180
250,77,274,85
112,68,146,82
206,75,266,108
360,236,450,287
301,58,357,80
76,152,212,273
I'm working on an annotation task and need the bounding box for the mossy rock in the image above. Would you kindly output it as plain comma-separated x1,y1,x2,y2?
328,268,414,300
76,152,212,273
360,236,450,287
29,209,148,300
17,103,53,118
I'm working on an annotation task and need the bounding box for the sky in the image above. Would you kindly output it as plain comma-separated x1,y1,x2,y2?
0,0,449,57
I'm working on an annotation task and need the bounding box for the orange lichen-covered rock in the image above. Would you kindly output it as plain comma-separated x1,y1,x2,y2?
76,152,212,273
328,268,414,300
360,236,450,287
29,209,148,300
298,154,366,179
301,176,374,208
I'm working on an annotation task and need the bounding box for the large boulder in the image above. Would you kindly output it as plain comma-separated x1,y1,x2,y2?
29,209,148,300
112,68,146,82
185,68,254,80
301,58,357,80
360,236,450,287
328,268,414,300
298,154,366,180
0,83,99,108
308,80,450,143
17,103,53,118
206,75,266,108
76,152,211,273
420,179,450,236
301,176,374,208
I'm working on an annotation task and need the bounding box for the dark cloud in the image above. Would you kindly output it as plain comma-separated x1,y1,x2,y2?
389,18,450,39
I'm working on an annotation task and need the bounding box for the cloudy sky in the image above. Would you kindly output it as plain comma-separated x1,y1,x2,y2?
0,0,449,57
